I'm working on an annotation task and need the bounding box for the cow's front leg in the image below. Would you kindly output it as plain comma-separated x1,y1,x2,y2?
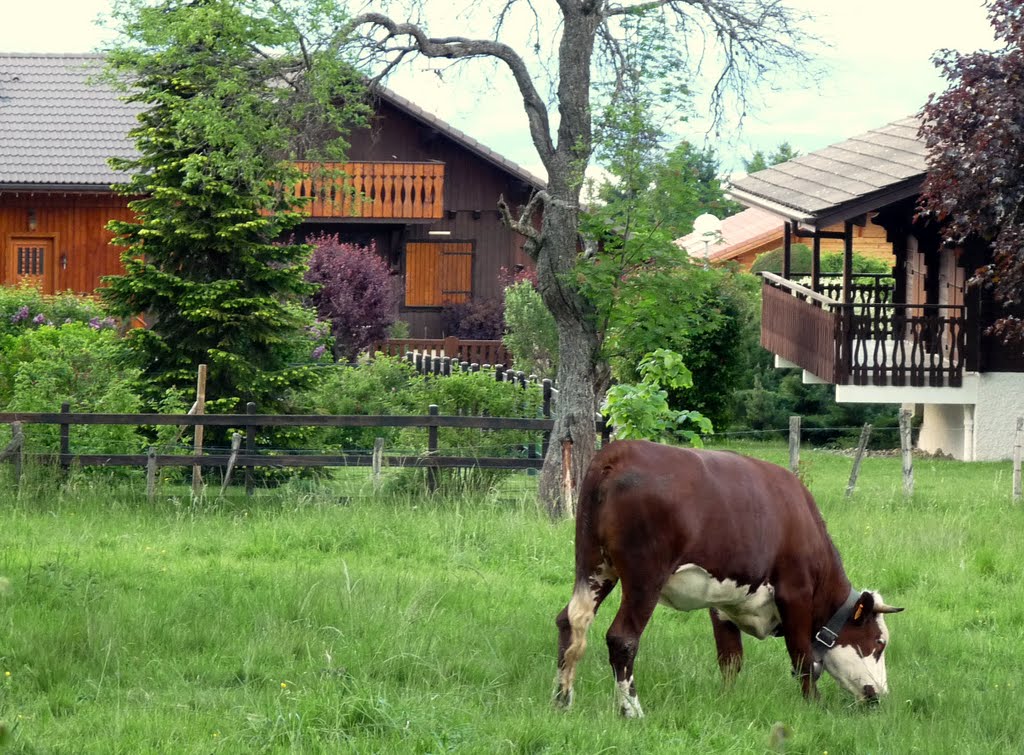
776,594,819,699
709,609,743,683
606,584,660,718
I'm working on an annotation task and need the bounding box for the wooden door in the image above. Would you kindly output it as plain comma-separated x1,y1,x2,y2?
5,237,55,293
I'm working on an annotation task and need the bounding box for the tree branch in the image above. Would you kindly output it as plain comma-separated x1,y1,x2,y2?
345,13,556,163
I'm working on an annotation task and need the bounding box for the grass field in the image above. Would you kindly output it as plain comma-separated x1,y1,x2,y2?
1,443,1023,753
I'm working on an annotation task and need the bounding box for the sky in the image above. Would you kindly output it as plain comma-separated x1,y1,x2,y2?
0,0,1000,179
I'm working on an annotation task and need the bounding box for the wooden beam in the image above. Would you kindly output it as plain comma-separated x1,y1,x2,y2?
783,221,792,279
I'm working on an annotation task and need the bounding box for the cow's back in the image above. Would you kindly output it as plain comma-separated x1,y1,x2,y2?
579,440,836,588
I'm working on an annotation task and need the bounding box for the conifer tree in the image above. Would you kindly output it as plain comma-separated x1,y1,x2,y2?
101,0,367,412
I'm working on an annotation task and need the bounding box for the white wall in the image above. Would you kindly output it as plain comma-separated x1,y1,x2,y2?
916,373,1024,461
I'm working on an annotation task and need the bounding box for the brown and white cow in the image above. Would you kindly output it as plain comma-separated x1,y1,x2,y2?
555,440,902,717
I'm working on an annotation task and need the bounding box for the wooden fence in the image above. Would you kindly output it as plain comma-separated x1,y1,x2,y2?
371,337,510,368
0,399,602,496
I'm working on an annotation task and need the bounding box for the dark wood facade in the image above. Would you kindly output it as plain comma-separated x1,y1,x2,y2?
1,91,540,339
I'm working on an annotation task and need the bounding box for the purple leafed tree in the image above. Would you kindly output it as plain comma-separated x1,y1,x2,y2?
919,0,1024,344
305,232,397,361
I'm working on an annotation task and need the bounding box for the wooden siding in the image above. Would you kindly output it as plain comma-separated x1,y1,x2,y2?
290,161,445,219
0,192,131,294
761,282,840,383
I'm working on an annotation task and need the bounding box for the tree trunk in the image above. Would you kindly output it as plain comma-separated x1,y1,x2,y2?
535,198,601,519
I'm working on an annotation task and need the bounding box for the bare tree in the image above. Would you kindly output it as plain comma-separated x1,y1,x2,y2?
344,0,813,518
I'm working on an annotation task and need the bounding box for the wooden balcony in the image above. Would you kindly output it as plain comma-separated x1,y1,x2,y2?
289,161,445,220
761,272,967,388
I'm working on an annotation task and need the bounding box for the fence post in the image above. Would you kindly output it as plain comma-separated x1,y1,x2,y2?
146,446,157,502
788,415,801,474
1013,417,1023,502
845,423,872,498
427,404,439,493
9,421,24,489
495,364,505,382
220,433,243,496
432,356,442,376
245,402,257,497
443,335,459,359
542,379,553,459
60,402,71,476
899,408,914,497
372,437,385,489
192,363,207,498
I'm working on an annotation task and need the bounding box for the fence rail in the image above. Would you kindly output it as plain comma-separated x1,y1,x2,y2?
371,336,510,367
0,404,559,495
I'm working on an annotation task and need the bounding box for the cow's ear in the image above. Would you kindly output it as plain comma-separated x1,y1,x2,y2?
851,591,875,625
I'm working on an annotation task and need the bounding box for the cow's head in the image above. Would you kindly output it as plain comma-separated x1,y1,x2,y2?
822,590,903,702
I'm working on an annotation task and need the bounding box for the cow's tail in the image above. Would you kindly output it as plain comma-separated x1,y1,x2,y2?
555,455,616,708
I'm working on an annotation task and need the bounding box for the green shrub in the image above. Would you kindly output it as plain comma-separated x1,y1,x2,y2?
750,244,893,275
0,285,109,338
502,281,557,377
0,323,143,455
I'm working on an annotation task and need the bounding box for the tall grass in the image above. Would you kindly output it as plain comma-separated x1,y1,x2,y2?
1,445,1022,753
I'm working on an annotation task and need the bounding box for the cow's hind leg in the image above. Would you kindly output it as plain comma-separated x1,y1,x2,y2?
606,583,661,718
709,609,743,683
555,566,617,709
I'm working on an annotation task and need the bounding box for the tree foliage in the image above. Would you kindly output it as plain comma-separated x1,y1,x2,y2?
919,0,1024,344
100,0,368,413
743,141,800,173
306,233,397,362
344,0,813,516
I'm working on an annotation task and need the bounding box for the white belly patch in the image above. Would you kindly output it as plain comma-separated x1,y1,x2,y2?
659,564,781,640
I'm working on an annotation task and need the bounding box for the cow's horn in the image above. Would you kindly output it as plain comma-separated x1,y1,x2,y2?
874,602,904,614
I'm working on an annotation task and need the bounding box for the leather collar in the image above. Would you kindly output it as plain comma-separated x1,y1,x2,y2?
811,588,861,662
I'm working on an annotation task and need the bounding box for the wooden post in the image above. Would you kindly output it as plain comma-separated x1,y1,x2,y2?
220,432,242,496
192,364,207,497
1013,417,1023,502
427,404,439,493
146,446,157,502
12,421,23,487
900,408,914,497
561,439,575,517
60,402,71,475
788,415,801,474
542,379,553,459
372,437,385,489
845,423,873,498
245,402,257,497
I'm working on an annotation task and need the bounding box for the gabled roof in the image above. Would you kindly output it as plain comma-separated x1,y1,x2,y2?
0,52,546,192
375,87,545,191
727,117,926,227
0,53,139,188
675,207,782,264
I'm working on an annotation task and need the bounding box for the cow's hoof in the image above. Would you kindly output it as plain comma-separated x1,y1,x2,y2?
553,688,573,710
618,700,644,719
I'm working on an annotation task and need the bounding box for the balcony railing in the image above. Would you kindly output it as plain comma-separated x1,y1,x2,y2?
761,272,967,388
289,161,445,220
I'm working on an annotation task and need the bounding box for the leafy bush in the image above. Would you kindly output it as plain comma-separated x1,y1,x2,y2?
502,280,558,377
0,285,110,338
751,244,893,275
604,264,761,430
0,323,143,455
306,233,397,361
441,298,504,339
602,349,712,445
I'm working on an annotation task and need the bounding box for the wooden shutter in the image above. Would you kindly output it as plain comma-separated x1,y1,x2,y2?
405,241,473,307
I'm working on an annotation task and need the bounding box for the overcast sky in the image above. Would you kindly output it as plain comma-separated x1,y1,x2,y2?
0,0,999,178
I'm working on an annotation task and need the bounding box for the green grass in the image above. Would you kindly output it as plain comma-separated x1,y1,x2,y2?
1,446,1023,753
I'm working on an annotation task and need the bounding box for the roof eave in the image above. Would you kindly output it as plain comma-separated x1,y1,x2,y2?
0,182,120,193
728,175,924,229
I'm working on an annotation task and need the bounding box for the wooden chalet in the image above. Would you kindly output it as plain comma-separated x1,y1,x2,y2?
728,117,1024,461
0,53,543,338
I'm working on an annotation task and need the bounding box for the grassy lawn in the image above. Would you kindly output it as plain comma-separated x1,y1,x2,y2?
1,444,1023,753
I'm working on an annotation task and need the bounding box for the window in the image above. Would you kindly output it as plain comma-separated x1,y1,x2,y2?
405,241,474,307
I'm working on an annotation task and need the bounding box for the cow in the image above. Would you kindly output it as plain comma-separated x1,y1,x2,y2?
554,440,903,717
